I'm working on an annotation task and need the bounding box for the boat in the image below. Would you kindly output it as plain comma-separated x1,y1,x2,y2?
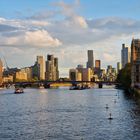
14,88,24,94
69,85,89,90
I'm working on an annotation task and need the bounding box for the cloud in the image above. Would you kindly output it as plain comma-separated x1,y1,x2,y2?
1,1,140,76
0,30,62,48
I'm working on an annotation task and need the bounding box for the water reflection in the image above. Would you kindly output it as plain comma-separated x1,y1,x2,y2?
0,87,140,139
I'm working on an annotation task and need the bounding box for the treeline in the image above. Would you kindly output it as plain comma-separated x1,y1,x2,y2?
116,63,131,89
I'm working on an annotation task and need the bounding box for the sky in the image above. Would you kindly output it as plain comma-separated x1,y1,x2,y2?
0,0,140,76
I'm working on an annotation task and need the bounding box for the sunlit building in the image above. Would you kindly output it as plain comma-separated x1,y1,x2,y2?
21,67,32,81
37,56,45,80
117,62,121,73
82,68,92,81
45,54,59,81
131,39,140,88
95,60,101,69
15,71,27,82
3,75,13,83
0,59,3,85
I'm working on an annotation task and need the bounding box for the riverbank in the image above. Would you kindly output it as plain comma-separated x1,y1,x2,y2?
132,88,140,98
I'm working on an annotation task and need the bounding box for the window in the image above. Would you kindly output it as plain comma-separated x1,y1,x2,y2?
136,75,139,82
136,65,139,73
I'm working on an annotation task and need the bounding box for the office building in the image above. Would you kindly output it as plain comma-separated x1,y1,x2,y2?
15,71,27,81
106,65,117,82
46,54,59,81
121,44,131,68
131,39,140,88
0,59,3,85
69,69,78,81
95,60,101,69
21,67,32,81
87,50,94,70
82,68,92,81
37,56,45,80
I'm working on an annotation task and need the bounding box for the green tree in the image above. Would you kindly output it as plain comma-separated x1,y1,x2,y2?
116,63,131,89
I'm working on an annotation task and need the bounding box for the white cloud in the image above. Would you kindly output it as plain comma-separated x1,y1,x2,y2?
1,1,140,76
24,30,62,47
0,30,62,48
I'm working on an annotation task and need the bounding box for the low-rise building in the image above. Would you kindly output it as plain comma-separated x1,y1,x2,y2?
15,71,27,82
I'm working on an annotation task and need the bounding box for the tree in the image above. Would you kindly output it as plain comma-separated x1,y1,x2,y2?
116,63,131,89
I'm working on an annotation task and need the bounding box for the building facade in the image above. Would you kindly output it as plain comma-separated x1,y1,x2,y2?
0,59,3,85
131,39,140,88
87,50,94,70
21,67,32,81
95,60,101,69
69,69,78,81
15,71,27,81
121,44,131,68
45,54,59,81
117,62,122,74
37,56,45,80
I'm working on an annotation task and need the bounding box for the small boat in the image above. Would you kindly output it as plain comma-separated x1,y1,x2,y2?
14,88,24,94
69,85,86,90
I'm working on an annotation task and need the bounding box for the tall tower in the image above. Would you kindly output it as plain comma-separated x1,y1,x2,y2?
121,44,131,68
46,54,59,81
0,59,3,85
87,50,94,70
37,56,45,80
131,39,140,88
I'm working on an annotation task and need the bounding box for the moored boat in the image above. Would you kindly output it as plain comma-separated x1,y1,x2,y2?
14,88,24,94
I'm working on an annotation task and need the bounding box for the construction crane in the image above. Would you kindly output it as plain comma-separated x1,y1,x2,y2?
3,56,9,71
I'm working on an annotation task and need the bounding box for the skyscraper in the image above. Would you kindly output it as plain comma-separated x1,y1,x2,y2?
37,56,45,80
87,50,94,70
95,60,101,69
0,59,3,85
121,44,131,68
131,39,140,88
46,54,59,81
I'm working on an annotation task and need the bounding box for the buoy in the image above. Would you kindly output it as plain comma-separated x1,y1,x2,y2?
108,113,113,120
105,104,109,109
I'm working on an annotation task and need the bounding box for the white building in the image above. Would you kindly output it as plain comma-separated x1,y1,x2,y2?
121,44,131,68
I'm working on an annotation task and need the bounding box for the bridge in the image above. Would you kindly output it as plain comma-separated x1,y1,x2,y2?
3,80,118,88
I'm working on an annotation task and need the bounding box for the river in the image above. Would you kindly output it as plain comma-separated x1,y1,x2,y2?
0,86,140,140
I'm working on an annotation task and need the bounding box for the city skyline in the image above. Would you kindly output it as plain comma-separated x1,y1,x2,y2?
0,0,140,76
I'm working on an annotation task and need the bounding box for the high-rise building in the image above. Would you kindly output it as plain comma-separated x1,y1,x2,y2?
0,59,3,85
82,68,92,81
95,60,101,69
117,62,121,73
46,54,59,81
131,39,140,88
87,50,94,70
69,69,78,81
37,56,45,80
121,44,131,68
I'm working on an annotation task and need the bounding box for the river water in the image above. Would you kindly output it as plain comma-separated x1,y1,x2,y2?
0,86,140,140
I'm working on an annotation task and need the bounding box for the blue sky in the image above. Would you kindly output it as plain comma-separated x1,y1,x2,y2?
0,0,140,76
0,0,140,19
